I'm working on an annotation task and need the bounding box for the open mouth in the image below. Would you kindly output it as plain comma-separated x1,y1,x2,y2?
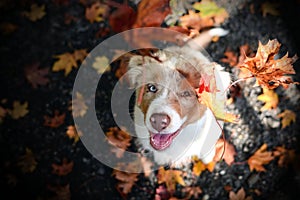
149,129,182,150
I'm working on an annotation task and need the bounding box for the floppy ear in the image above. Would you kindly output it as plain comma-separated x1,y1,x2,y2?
127,55,144,88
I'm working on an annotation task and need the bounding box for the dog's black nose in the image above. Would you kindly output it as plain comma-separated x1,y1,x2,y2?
150,113,170,132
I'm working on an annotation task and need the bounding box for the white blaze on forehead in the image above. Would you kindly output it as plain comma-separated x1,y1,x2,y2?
145,88,186,134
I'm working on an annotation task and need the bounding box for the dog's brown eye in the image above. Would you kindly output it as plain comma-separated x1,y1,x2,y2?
147,84,157,93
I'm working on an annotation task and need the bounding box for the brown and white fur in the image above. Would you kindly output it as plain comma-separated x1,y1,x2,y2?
127,28,230,166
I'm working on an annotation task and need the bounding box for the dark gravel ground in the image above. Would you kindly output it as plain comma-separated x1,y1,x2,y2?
1,0,300,199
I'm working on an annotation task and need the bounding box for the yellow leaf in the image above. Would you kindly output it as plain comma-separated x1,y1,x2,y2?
192,157,216,176
85,2,108,23
69,92,88,117
17,148,37,173
92,56,111,74
198,91,237,123
157,167,185,191
52,49,87,76
23,4,46,22
10,101,29,119
257,88,278,111
277,109,296,129
66,125,82,143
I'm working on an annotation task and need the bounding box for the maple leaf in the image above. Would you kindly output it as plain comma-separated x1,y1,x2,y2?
52,49,88,76
277,109,296,129
52,158,74,176
0,106,7,123
257,88,278,111
92,56,111,74
238,39,298,89
10,101,29,119
179,10,213,32
193,0,229,25
17,148,37,173
106,127,131,158
229,187,253,200
24,63,49,89
69,92,88,118
22,4,46,22
44,110,66,128
213,138,237,165
182,186,203,199
221,49,238,67
273,146,295,167
261,2,280,17
66,125,82,144
198,91,238,123
47,184,71,200
247,143,274,172
192,156,216,176
0,22,18,35
157,167,185,192
85,2,109,23
112,163,139,195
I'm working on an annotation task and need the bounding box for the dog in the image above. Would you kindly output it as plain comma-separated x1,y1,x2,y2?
127,28,230,166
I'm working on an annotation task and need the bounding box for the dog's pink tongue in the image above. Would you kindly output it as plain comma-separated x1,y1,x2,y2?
150,133,173,150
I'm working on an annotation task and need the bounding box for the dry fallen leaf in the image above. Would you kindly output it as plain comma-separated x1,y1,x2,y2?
112,163,139,195
213,138,237,165
273,146,296,167
192,156,216,176
52,49,88,76
157,167,185,192
47,184,71,200
10,101,29,119
17,148,37,173
182,186,203,199
247,143,274,172
261,1,280,17
44,110,66,128
257,88,278,111
24,63,49,89
229,187,253,200
85,2,108,23
193,0,229,25
52,158,74,176
66,125,82,144
69,92,88,118
277,109,296,129
221,49,238,67
92,56,111,74
0,106,7,123
106,127,131,158
22,4,46,22
0,22,18,35
238,39,298,89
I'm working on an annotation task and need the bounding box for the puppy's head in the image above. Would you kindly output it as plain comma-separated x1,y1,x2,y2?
127,49,207,151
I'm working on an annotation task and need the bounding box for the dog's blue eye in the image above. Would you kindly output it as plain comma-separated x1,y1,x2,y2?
147,84,157,93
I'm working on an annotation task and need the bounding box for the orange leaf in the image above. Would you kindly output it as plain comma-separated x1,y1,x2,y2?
52,158,74,176
221,49,238,67
213,138,237,165
229,187,253,200
112,163,139,195
44,110,66,128
238,39,298,89
247,143,274,172
157,167,185,192
106,127,131,158
66,125,82,143
257,88,278,111
277,109,296,129
192,156,216,176
182,186,202,199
